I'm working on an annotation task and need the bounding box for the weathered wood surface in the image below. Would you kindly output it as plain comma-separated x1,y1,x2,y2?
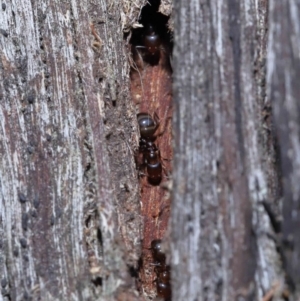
267,0,300,298
171,0,287,300
1,0,300,300
0,0,143,300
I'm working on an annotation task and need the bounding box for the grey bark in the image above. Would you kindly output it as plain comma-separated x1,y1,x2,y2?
267,0,300,297
1,0,300,301
171,0,290,300
0,0,142,300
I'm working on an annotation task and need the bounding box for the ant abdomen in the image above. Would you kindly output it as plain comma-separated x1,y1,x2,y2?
156,281,171,299
147,163,162,185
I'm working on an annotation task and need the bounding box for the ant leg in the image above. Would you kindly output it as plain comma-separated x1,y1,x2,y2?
154,111,160,125
130,47,146,104
132,46,146,70
154,142,171,167
138,166,147,178
159,156,171,179
134,148,141,166
153,105,172,138
134,148,148,179
158,147,172,163
135,45,146,50
162,167,171,180
159,45,173,71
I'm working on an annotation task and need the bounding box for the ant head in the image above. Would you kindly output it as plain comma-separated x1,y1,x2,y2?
137,113,158,138
143,24,160,55
151,239,166,261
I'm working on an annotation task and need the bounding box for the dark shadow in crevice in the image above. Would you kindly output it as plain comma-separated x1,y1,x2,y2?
130,0,172,67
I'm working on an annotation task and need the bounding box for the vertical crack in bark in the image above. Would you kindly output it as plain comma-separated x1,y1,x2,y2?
130,1,173,299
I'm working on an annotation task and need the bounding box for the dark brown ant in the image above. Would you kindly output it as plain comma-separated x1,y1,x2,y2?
143,24,161,56
145,146,162,185
137,113,163,185
134,24,162,64
135,24,161,55
151,239,172,300
139,141,162,185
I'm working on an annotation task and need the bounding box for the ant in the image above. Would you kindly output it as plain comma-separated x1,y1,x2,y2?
151,240,171,300
137,113,163,185
136,24,161,56
144,143,162,185
134,24,163,65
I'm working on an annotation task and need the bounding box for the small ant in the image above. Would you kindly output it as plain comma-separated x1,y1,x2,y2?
142,24,161,56
151,239,171,300
137,113,162,185
143,141,162,185
134,24,162,64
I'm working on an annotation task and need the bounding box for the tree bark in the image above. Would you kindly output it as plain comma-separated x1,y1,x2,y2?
267,0,300,298
1,0,300,300
0,0,142,300
171,0,287,300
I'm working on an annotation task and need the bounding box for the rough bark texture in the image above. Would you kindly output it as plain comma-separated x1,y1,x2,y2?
267,0,300,298
1,0,300,300
171,0,286,300
0,0,142,300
